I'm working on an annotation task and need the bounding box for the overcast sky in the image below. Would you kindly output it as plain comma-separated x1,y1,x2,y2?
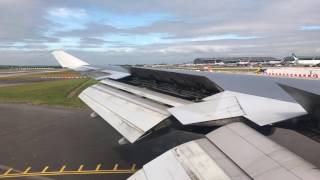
0,0,319,65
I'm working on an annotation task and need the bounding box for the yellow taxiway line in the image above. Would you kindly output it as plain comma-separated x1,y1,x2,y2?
0,164,137,179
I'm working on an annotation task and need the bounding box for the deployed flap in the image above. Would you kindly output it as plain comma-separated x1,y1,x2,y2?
79,84,171,143
169,90,306,126
168,96,245,125
204,91,307,126
128,122,320,180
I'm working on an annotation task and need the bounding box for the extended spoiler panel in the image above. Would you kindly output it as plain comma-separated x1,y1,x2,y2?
100,79,191,107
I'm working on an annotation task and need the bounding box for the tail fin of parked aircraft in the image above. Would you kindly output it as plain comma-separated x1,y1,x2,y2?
292,53,298,61
52,50,89,69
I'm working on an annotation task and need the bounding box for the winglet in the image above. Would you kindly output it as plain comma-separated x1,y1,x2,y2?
52,50,89,69
278,83,320,116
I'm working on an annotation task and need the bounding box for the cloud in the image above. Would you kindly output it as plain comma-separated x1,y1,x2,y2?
100,33,259,46
43,37,81,50
152,45,231,54
300,25,320,31
169,34,260,42
45,7,171,34
48,8,87,18
0,0,319,65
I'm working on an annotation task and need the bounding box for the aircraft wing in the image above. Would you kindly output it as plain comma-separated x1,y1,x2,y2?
52,51,320,179
128,122,320,180
51,50,308,143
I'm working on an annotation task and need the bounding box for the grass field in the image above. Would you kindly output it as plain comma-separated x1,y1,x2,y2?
0,76,97,108
210,67,261,73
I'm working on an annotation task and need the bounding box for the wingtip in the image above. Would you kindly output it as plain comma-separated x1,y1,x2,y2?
51,49,64,55
51,50,89,69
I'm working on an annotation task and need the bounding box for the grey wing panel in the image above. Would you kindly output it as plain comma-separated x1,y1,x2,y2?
128,122,320,180
79,84,171,143
168,96,245,125
129,139,240,180
207,122,320,180
170,90,306,126
205,91,306,126
221,91,307,125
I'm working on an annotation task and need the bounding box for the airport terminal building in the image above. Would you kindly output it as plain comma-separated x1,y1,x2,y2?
193,57,279,64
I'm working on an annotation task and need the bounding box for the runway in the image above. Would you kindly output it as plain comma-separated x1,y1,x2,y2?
0,70,61,78
0,103,320,179
0,103,203,180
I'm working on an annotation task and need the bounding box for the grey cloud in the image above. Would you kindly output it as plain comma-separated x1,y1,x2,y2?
80,37,108,45
0,0,49,42
56,23,121,38
79,37,138,48
0,0,319,64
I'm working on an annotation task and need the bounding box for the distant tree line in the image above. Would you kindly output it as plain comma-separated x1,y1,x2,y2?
0,65,62,69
